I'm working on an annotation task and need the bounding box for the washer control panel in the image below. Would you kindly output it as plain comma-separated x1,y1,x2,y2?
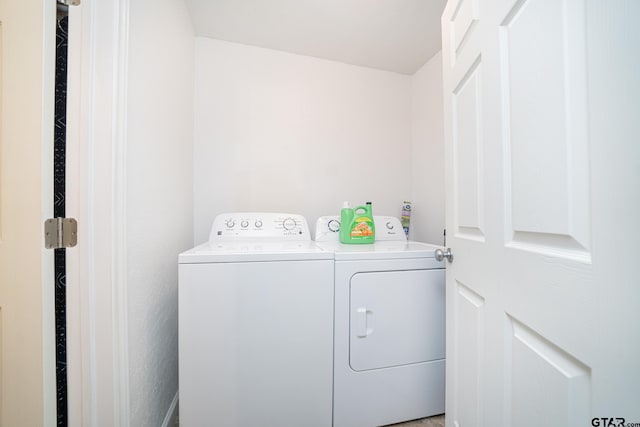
209,213,310,242
314,215,407,242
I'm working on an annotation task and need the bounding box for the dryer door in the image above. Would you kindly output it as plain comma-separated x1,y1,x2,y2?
349,269,445,371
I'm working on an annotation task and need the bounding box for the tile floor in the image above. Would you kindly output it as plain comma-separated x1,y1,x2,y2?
386,414,445,427
173,413,445,426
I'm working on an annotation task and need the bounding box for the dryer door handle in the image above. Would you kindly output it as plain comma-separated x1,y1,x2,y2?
356,307,373,338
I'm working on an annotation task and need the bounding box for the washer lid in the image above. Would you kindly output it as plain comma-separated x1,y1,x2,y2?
315,241,442,261
179,241,333,264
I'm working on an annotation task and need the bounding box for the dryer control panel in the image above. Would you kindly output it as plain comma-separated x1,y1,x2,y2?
209,212,310,242
315,216,407,242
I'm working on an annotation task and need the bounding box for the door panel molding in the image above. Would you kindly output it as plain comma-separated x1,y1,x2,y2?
505,315,591,427
452,280,485,427
500,0,590,258
449,0,479,63
452,55,485,241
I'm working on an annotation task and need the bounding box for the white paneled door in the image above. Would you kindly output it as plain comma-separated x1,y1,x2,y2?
442,0,640,426
0,0,56,425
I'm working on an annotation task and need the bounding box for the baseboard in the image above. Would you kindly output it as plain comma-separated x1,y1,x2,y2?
161,391,179,427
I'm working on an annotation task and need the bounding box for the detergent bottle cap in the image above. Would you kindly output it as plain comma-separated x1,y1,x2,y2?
342,201,350,208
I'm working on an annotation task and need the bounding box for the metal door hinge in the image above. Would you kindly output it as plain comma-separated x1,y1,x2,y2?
57,0,81,6
45,218,78,249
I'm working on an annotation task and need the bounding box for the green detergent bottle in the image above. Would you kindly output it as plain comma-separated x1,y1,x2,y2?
340,201,375,244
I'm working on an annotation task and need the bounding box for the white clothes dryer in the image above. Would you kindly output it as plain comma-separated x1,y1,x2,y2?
315,216,446,427
179,213,334,427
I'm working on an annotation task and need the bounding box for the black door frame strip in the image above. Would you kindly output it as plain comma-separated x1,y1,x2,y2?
54,6,69,426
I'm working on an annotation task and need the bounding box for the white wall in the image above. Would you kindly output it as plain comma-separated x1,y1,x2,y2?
410,52,445,245
193,38,414,243
126,0,194,425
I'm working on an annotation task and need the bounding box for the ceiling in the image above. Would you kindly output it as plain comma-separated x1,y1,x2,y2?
184,0,448,75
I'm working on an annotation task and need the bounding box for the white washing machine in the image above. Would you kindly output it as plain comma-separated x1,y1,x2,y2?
179,213,334,427
315,216,446,427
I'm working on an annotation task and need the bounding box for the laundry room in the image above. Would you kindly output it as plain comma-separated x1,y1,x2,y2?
5,0,633,425
60,0,451,425
183,1,449,425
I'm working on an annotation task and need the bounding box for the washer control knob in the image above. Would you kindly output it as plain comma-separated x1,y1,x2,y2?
240,220,249,228
328,219,340,232
386,221,394,230
282,217,297,230
226,219,235,228
255,220,263,228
